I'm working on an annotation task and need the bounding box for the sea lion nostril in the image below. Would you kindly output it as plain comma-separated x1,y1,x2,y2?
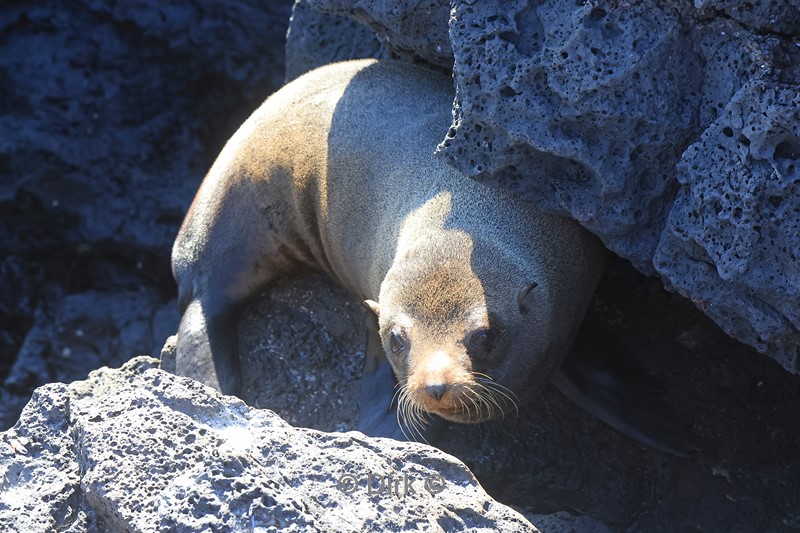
426,383,447,401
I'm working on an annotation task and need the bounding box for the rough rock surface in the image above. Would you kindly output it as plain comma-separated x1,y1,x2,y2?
285,0,387,83
656,80,800,371
0,0,293,429
0,356,535,532
305,0,452,66
286,0,800,372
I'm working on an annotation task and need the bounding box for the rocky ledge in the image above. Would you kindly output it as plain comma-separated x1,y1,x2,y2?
0,356,536,532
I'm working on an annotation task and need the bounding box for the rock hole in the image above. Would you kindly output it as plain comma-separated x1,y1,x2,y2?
604,21,622,37
774,138,800,161
722,127,734,137
500,86,517,98
589,7,607,20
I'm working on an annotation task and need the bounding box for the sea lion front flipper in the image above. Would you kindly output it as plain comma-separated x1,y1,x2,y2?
358,309,443,442
362,306,385,376
175,299,240,395
357,361,443,443
552,323,708,458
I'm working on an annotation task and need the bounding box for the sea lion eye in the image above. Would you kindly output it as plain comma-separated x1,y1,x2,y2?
390,331,406,354
469,328,496,353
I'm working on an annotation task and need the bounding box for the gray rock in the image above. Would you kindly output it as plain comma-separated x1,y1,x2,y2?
285,0,386,83
655,80,800,371
0,0,293,429
692,0,800,36
0,1,291,251
0,386,89,531
443,0,702,273
306,0,452,66
4,289,175,392
284,0,800,372
0,356,536,532
526,511,611,533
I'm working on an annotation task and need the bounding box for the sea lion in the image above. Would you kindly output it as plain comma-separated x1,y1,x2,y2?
171,59,605,436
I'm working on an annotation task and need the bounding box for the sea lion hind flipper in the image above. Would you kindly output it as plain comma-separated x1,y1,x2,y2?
553,327,709,458
175,299,240,395
357,361,443,443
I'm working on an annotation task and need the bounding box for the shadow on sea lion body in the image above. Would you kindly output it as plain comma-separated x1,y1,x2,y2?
171,58,699,455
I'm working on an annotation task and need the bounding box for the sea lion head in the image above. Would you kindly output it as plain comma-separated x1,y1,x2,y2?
365,231,563,429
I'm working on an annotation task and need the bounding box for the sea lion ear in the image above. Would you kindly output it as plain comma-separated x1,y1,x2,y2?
516,282,538,312
363,300,381,317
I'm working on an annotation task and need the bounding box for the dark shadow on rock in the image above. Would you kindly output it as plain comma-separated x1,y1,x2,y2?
0,0,295,429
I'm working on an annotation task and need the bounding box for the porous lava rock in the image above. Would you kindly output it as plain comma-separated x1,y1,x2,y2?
0,0,293,428
0,356,536,532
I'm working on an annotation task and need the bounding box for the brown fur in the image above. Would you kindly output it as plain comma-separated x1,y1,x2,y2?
172,59,606,424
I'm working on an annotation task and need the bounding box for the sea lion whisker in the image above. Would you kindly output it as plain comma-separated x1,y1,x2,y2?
463,383,493,419
485,383,520,417
471,382,503,417
476,377,520,405
471,372,519,401
456,396,472,422
396,386,416,441
480,389,496,419
471,372,521,415
481,383,513,407
396,401,411,441
472,379,517,419
496,330,508,345
390,384,405,408
463,390,482,423
409,404,431,444
396,389,424,442
480,389,499,420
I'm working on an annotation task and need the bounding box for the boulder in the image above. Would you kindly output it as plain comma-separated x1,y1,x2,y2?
0,356,535,532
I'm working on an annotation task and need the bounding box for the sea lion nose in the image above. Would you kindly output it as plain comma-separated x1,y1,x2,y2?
425,383,447,401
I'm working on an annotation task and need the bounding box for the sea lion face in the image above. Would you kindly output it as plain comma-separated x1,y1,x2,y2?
367,251,558,426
